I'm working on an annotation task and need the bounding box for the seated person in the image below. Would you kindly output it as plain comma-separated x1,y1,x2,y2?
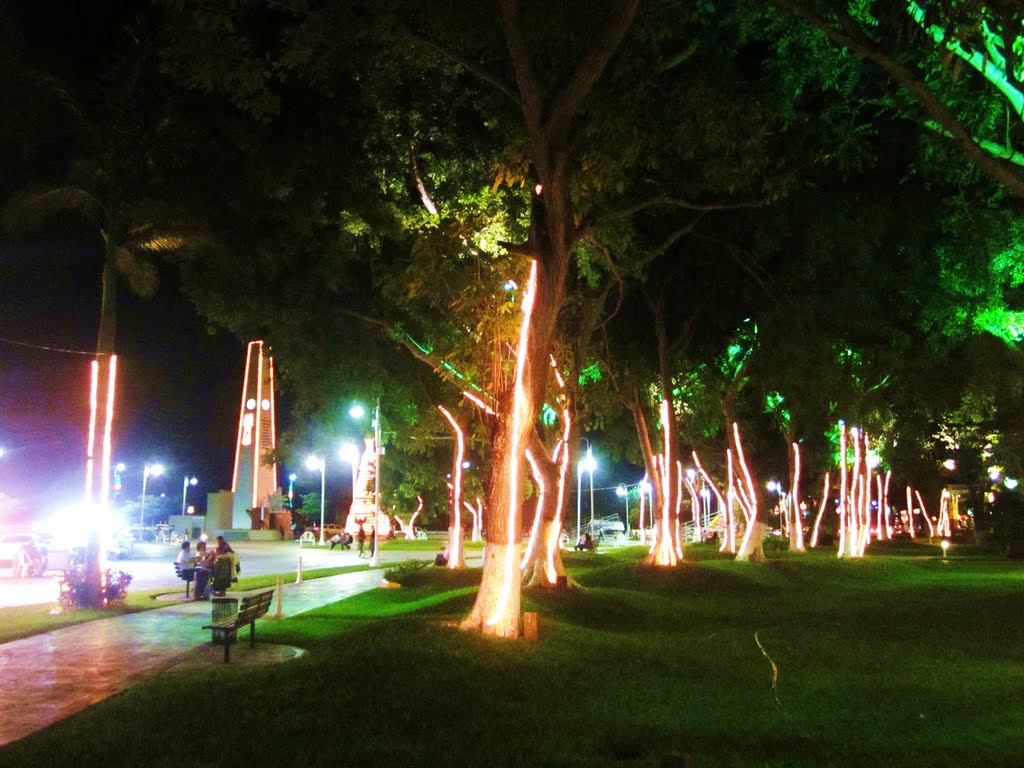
214,535,234,555
175,541,193,566
575,533,594,551
14,543,44,577
434,546,449,566
193,541,214,600
328,532,351,550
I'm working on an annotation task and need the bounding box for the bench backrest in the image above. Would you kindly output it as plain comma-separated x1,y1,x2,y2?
234,590,274,625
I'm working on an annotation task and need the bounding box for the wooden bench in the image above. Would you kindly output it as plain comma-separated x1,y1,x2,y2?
202,589,274,663
174,562,195,598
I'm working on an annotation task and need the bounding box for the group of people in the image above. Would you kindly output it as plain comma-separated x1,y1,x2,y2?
175,535,237,600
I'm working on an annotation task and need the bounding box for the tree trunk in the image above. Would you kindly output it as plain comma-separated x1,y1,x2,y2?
463,0,640,636
522,434,569,588
81,234,120,606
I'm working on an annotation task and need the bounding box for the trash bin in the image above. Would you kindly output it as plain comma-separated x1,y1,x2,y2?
211,596,238,623
212,555,233,595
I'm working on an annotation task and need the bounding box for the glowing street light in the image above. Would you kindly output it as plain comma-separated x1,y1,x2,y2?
287,472,297,507
305,453,327,545
181,475,198,515
1005,477,1019,490
577,440,597,534
140,463,165,527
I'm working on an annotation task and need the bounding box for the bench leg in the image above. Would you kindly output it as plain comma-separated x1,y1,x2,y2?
250,620,257,648
224,639,231,664
185,580,191,599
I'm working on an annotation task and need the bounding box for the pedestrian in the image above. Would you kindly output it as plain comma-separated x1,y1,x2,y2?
369,528,377,558
356,526,366,557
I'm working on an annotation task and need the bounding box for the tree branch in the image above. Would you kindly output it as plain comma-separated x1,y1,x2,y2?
772,0,1024,200
544,0,641,142
578,194,763,237
499,0,544,132
406,27,521,107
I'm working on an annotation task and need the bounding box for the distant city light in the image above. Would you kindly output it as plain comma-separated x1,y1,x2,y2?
942,459,957,471
1005,477,1019,490
988,466,1002,481
616,483,627,497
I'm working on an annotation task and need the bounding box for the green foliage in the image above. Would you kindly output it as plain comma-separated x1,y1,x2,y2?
382,558,431,584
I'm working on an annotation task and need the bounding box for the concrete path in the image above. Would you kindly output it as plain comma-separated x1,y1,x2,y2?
0,569,385,749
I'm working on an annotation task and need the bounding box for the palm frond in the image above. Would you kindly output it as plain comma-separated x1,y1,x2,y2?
2,186,105,234
115,246,158,298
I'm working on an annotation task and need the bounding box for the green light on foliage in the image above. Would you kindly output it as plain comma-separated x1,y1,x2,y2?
541,403,557,426
976,307,1024,346
578,364,602,385
765,392,785,412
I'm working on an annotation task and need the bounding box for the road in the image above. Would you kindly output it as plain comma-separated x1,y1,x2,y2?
0,538,467,609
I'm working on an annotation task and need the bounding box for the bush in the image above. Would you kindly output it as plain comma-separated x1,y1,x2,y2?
58,567,132,609
383,559,431,584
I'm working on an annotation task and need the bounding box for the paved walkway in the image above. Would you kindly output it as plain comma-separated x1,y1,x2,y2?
0,569,385,748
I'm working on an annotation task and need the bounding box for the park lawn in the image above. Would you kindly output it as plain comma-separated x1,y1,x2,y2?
1,546,1023,768
0,565,366,645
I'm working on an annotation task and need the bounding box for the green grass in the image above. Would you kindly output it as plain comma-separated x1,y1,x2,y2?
2,547,1023,767
0,566,366,645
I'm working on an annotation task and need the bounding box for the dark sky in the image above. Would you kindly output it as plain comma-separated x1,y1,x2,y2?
0,238,246,512
0,2,255,514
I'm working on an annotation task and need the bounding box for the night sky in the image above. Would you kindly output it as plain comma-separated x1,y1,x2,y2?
0,237,246,512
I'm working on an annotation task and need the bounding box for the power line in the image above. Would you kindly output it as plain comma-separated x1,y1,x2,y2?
0,335,102,356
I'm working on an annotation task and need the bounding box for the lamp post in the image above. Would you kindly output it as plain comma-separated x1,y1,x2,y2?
287,473,297,508
181,475,198,515
616,484,629,534
305,453,326,545
140,463,164,527
576,439,597,536
371,398,382,567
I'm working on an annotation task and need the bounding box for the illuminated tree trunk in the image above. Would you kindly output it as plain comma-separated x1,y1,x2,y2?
461,0,641,637
522,444,569,588
787,440,805,552
438,406,468,569
731,422,766,563
81,235,120,606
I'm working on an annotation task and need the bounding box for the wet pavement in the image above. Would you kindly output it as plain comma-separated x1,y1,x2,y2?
0,569,386,749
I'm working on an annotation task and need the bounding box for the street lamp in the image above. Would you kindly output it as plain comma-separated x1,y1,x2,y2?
577,439,597,535
371,399,382,566
616,484,629,534
181,475,198,515
140,463,165,527
305,454,327,545
287,473,297,507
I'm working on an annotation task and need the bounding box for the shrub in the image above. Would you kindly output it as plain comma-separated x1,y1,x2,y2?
58,568,132,609
383,559,431,584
